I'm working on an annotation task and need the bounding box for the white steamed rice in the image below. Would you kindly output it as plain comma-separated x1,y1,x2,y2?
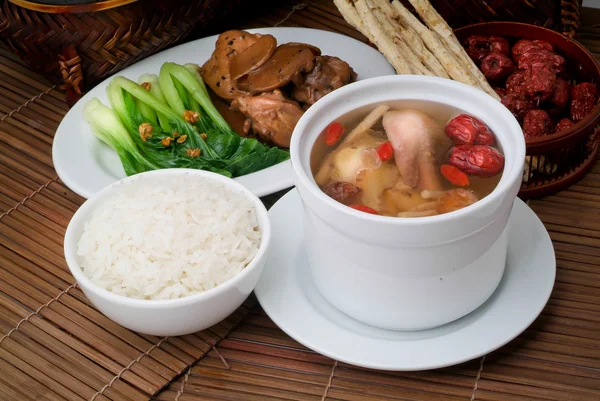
76,176,261,300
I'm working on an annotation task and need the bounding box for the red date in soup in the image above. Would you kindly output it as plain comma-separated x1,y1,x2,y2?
449,145,504,177
445,114,495,146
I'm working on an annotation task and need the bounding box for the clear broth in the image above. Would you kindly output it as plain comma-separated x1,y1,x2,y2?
311,100,503,217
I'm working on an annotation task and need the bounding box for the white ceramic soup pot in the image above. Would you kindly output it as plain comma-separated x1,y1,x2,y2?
64,169,271,336
291,75,525,331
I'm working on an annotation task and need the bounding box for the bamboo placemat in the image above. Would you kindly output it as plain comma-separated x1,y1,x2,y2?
0,49,257,400
1,0,600,400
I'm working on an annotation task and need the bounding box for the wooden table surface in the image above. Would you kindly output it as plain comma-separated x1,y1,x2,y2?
1,1,600,400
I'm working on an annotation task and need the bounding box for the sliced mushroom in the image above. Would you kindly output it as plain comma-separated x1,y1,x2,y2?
285,42,322,56
244,43,319,94
230,34,277,80
235,74,251,92
200,30,260,100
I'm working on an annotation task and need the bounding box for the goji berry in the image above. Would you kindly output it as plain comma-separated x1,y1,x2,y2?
376,141,393,161
440,164,470,186
349,204,379,215
324,121,344,146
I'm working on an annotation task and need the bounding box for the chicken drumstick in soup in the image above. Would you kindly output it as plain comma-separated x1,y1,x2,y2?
312,102,505,217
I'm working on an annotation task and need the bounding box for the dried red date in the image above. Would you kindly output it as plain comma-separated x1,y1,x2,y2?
501,93,535,121
494,87,507,98
524,64,556,101
512,39,554,62
445,114,495,146
481,51,515,81
449,145,504,177
506,71,527,95
523,110,554,138
518,49,566,74
464,35,492,63
572,82,597,100
445,114,478,145
489,36,510,55
323,182,360,202
465,36,510,63
532,40,554,52
554,118,575,133
550,54,567,74
570,82,598,122
474,123,495,146
551,79,570,110
465,36,491,49
466,49,490,64
512,40,536,62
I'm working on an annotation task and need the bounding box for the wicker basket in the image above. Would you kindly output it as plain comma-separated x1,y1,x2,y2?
0,0,242,105
454,22,600,199
400,0,582,37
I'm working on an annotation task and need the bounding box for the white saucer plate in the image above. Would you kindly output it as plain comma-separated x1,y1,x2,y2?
255,189,556,371
52,28,395,199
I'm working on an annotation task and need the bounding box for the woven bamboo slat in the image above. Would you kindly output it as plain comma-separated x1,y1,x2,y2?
0,0,599,400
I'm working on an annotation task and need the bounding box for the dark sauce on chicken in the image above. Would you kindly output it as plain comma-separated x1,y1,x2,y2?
312,101,504,217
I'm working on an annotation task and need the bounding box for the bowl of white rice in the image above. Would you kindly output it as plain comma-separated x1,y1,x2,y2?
64,169,270,336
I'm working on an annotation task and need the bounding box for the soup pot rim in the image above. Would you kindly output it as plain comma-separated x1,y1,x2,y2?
290,75,526,226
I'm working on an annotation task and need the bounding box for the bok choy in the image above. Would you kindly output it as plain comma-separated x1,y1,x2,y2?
84,62,289,179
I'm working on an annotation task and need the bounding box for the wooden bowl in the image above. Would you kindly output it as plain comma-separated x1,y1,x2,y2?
454,22,600,199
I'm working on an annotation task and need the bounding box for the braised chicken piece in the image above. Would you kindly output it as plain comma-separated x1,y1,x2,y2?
231,90,304,148
201,30,261,100
291,56,357,106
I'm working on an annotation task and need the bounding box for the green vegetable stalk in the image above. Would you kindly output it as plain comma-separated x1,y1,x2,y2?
159,62,226,133
107,76,217,158
83,98,157,175
138,74,172,131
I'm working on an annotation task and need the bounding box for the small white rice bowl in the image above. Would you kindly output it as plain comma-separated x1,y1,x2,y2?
76,175,261,300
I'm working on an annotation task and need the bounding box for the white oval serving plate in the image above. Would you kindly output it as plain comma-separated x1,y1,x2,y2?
52,27,395,199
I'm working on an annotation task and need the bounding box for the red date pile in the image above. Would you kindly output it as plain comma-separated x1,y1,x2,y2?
464,36,598,139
